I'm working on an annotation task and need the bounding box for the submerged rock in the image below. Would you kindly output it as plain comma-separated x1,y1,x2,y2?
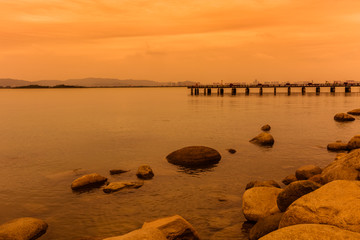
0,217,48,240
136,165,154,180
245,180,281,190
250,132,274,146
259,224,360,240
71,173,107,190
166,146,221,167
334,113,355,122
242,187,283,222
347,108,360,115
249,213,283,240
103,181,143,193
261,124,271,131
109,169,129,175
295,165,322,180
227,148,237,154
281,175,297,185
327,142,349,151
279,180,360,232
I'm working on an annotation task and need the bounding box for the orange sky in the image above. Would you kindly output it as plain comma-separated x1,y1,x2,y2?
1,0,360,83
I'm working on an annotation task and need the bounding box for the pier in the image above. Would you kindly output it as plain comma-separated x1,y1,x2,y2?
189,83,360,95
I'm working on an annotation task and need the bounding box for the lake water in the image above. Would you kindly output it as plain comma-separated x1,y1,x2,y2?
0,87,359,239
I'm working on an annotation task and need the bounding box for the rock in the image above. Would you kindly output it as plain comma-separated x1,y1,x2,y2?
276,180,321,212
281,175,297,185
320,149,360,184
335,153,348,160
308,174,322,184
0,217,48,240
295,165,322,180
279,180,360,233
109,169,129,175
249,132,274,146
242,187,283,222
166,146,221,167
227,149,236,154
334,113,355,121
104,227,167,240
249,213,283,240
210,223,245,240
348,108,360,115
103,181,143,193
348,135,360,150
327,142,349,151
259,224,360,240
245,180,281,190
136,165,154,180
71,173,107,190
261,124,271,131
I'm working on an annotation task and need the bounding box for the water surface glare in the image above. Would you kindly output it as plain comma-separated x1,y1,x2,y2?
0,87,359,239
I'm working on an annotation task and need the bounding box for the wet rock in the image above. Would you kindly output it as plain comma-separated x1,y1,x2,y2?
279,180,360,233
335,153,348,160
259,224,360,240
295,165,322,180
166,146,221,167
227,149,236,154
334,113,355,122
308,174,322,184
242,187,283,222
348,108,360,115
320,149,360,184
208,216,233,230
327,142,349,151
103,227,166,240
281,175,297,185
245,180,281,190
276,180,321,212
103,181,143,193
0,217,48,240
348,135,360,150
109,169,129,175
250,132,274,146
136,165,154,180
261,124,271,131
71,173,107,190
249,213,283,240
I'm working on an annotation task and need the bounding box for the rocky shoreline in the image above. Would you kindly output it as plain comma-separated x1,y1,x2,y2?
1,109,360,239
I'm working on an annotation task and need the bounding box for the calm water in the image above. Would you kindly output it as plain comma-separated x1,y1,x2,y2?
0,87,359,239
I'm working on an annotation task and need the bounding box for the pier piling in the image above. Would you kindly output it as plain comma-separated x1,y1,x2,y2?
345,86,351,93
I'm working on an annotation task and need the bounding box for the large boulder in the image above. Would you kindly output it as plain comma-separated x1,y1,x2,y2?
245,180,281,190
242,187,283,222
136,165,154,180
276,180,321,212
259,224,360,240
261,124,271,131
166,146,221,167
295,165,322,180
104,215,199,240
103,181,143,193
71,173,107,190
327,142,349,151
348,108,360,115
249,213,283,240
279,180,360,233
249,132,274,146
320,149,360,184
334,113,355,121
0,217,48,240
348,135,360,150
281,175,297,185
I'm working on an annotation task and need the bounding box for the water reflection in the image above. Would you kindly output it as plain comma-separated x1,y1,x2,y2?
176,164,217,175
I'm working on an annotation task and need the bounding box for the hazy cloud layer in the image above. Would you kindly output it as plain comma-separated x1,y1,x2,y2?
1,0,360,82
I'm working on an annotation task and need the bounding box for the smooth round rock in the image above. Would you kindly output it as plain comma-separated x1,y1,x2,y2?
261,124,271,131
249,132,274,146
166,146,221,167
347,108,360,115
136,165,154,179
281,175,297,185
71,173,107,190
295,165,322,180
327,142,349,151
334,113,355,122
0,217,48,240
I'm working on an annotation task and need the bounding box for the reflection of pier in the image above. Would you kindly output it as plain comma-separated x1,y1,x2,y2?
189,83,360,95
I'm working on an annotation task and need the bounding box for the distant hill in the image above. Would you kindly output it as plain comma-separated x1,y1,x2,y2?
0,78,199,87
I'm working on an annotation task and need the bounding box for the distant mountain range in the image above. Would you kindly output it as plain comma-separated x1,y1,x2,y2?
0,78,199,87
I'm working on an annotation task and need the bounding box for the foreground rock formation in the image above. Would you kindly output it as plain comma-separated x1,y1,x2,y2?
103,215,199,240
0,217,48,240
249,132,274,146
71,173,108,190
166,146,221,167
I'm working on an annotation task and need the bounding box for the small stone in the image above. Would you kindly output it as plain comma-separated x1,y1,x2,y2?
261,124,271,131
334,113,355,122
71,173,107,190
295,165,322,180
281,175,297,185
109,169,129,175
136,165,154,180
103,181,143,193
227,149,236,154
250,132,274,146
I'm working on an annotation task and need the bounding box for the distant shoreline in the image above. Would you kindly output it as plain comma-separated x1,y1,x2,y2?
0,85,188,89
